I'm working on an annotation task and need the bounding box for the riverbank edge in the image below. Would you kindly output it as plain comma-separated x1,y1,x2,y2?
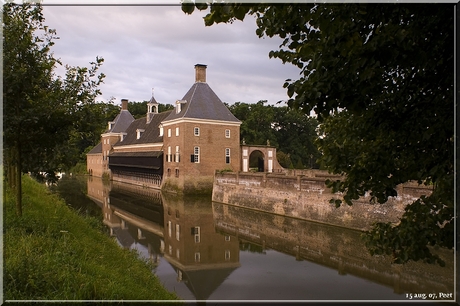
3,175,182,302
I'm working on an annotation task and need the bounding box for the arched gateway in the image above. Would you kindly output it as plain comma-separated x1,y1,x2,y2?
240,144,283,173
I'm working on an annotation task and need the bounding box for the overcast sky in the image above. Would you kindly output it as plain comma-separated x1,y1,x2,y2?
41,4,301,108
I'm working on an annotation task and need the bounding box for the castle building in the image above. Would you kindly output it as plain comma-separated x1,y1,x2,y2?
87,64,242,194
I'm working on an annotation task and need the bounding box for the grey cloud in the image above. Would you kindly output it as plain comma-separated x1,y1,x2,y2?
42,5,299,106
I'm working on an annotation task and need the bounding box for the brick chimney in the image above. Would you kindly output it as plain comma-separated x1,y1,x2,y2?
195,64,207,83
121,99,128,110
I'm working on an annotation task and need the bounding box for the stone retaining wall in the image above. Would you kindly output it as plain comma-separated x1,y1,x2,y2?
212,171,433,231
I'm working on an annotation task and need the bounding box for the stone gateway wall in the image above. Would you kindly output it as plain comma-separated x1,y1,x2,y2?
212,171,433,231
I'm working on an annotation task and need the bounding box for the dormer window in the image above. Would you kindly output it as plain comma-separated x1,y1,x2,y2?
136,129,145,139
108,121,115,130
159,124,164,137
120,133,127,142
175,100,187,114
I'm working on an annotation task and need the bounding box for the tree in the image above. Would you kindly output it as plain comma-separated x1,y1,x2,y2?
226,101,319,169
3,2,105,216
128,101,174,119
184,3,455,265
227,101,278,146
272,106,319,169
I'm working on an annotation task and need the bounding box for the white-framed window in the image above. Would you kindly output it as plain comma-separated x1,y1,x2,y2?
175,224,180,241
176,249,180,259
168,128,171,137
225,129,230,138
167,146,172,162
176,127,180,136
225,235,231,241
136,129,144,140
194,226,201,243
225,148,230,164
194,127,200,136
195,252,201,262
168,221,172,237
225,250,231,261
159,125,164,137
192,146,200,163
175,146,180,162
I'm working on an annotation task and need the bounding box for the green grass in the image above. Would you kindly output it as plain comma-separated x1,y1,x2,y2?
4,175,181,302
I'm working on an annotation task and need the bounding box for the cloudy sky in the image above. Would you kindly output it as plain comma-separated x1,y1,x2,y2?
41,3,301,108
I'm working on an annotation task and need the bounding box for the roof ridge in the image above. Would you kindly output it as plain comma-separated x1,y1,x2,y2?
182,83,198,118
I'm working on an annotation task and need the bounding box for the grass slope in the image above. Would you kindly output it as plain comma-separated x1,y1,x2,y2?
4,175,181,302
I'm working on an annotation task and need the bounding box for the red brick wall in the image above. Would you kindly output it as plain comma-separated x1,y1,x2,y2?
162,120,240,194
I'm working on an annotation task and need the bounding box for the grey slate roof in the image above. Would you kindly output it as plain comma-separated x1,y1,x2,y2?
107,110,135,133
163,82,241,123
87,142,102,154
113,110,172,147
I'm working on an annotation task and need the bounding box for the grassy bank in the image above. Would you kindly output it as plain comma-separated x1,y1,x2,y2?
4,175,181,302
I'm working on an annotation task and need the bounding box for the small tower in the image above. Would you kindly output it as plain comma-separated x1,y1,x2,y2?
147,88,159,124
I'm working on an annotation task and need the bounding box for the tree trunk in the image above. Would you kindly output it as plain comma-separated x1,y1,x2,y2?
11,143,22,217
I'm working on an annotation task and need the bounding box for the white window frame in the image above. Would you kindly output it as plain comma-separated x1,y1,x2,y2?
175,224,180,241
167,146,172,162
168,128,171,137
175,146,180,163
195,252,201,262
176,127,180,136
194,226,201,243
194,127,200,136
225,129,230,138
193,146,200,163
225,148,230,164
225,250,231,261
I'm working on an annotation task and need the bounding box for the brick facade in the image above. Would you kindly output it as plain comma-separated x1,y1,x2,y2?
87,64,242,195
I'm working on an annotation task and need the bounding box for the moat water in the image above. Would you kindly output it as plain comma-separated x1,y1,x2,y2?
50,175,455,302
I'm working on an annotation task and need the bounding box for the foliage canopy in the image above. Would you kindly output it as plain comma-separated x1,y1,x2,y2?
3,2,106,215
183,2,455,265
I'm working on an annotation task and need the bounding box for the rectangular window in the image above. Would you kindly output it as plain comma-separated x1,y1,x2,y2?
168,128,171,137
194,127,200,136
195,252,201,262
194,226,201,243
191,146,200,163
176,127,179,136
225,235,231,241
175,224,180,241
168,221,172,237
225,250,231,261
167,146,172,162
175,146,180,162
225,148,230,164
225,129,230,138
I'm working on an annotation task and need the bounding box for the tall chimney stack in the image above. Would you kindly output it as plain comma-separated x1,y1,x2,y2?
195,64,207,83
121,99,128,110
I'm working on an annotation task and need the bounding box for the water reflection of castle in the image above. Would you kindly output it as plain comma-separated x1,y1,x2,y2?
87,177,240,300
87,177,454,301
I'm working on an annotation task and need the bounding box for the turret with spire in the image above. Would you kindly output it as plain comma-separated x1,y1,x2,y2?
147,88,159,124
